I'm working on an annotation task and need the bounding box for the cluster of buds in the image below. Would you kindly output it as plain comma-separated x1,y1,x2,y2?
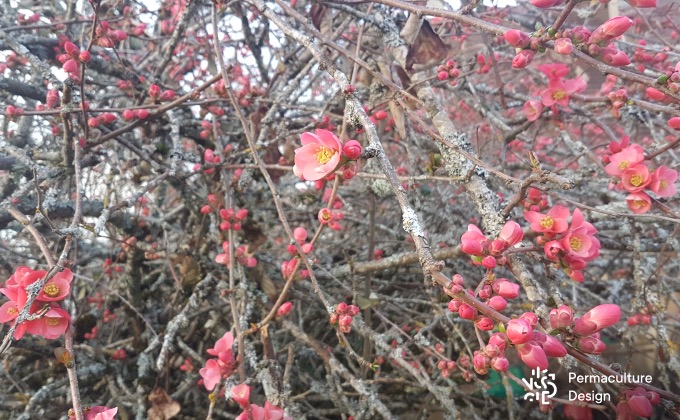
0,267,73,340
520,187,549,211
602,136,678,214
436,60,460,84
446,274,520,324
5,105,25,118
217,207,248,231
280,258,308,280
617,387,661,418
287,227,314,256
87,113,117,128
459,220,524,268
330,302,360,333
632,40,668,73
525,206,600,282
96,21,127,48
58,40,91,78
549,304,621,355
148,84,176,102
436,359,457,378
215,241,257,268
102,258,122,276
627,305,654,326
657,60,680,93
122,108,150,121
193,149,221,175
230,384,292,420
607,88,630,118
84,326,98,340
18,12,41,25
367,107,389,126
0,52,28,73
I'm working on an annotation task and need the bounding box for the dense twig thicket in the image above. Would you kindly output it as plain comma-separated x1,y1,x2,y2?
1,0,679,418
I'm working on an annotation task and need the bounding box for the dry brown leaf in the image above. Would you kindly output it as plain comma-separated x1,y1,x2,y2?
405,20,447,70
147,388,180,420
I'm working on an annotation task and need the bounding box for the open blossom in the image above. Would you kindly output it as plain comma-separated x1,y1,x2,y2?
522,99,543,122
626,192,652,214
497,221,523,247
26,306,70,339
293,129,343,181
621,164,651,192
236,402,292,420
537,63,570,81
649,166,678,197
541,78,584,107
69,406,118,420
573,304,621,336
524,205,570,235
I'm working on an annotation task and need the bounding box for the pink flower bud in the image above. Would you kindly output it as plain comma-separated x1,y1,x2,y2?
473,351,491,375
448,299,461,313
343,140,362,160
554,38,574,54
62,59,78,73
437,71,449,81
530,0,562,7
600,47,631,67
590,16,633,45
293,227,308,243
159,89,176,102
458,304,477,320
451,273,464,285
336,302,348,314
519,312,539,327
111,30,127,41
512,50,535,69
533,332,567,357
301,243,314,254
506,318,533,344
481,256,496,269
137,109,149,119
348,305,360,316
99,113,116,124
492,279,520,299
488,332,508,351
549,305,574,329
78,50,91,62
491,356,509,372
149,84,161,99
476,316,495,331
461,225,487,256
625,0,656,6
668,117,680,130
577,335,606,354
498,220,523,246
627,394,653,417
504,29,530,48
516,342,548,370
487,296,507,311
374,110,388,120
87,117,99,128
231,384,251,409
277,302,293,316
200,205,211,214
478,285,492,300
64,41,79,56
122,109,135,121
570,26,592,44
339,314,353,326
46,89,60,109
573,304,621,336
235,208,248,221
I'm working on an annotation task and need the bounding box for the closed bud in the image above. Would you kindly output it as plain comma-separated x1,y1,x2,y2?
277,302,293,317
343,140,362,160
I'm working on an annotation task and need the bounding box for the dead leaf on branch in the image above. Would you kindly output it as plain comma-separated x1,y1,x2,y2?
403,18,447,70
147,388,180,420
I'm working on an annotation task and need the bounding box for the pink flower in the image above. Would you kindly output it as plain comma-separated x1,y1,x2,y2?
498,220,523,247
506,318,533,344
475,316,494,331
37,269,73,302
577,335,606,354
26,306,70,339
554,38,574,54
543,240,564,261
541,78,583,107
504,30,530,48
488,332,508,351
607,135,631,154
69,406,118,420
231,384,251,408
573,304,621,336
0,301,19,323
649,166,677,197
590,17,633,45
522,99,543,122
460,225,487,256
562,226,599,262
207,331,235,363
549,305,574,329
537,63,570,81
625,0,656,6
293,130,343,181
626,192,652,214
199,359,223,391
621,164,651,192
473,351,491,374
236,402,292,420
293,227,307,243
516,342,548,370
511,50,535,68
524,205,570,235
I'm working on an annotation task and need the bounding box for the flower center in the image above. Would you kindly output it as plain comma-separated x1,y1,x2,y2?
618,161,630,170
540,216,554,229
44,283,60,298
629,174,643,187
552,90,566,100
315,147,335,165
46,318,61,326
660,180,668,190
633,200,647,209
7,307,17,316
569,237,582,252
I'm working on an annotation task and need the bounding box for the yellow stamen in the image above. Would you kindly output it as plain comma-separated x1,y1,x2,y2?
629,174,643,187
540,216,554,229
569,237,582,252
660,180,668,190
44,283,60,298
46,318,61,326
552,90,566,100
618,161,630,170
7,307,17,315
315,147,335,165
